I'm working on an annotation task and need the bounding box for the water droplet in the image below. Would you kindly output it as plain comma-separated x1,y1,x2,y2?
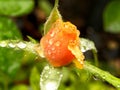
117,84,120,88
8,43,15,48
57,71,60,74
48,50,52,55
48,71,52,74
93,76,99,81
77,59,83,65
17,42,27,49
102,75,106,79
55,41,60,46
0,41,7,47
49,39,53,45
60,74,63,78
64,24,68,28
44,65,50,70
51,47,55,51
50,32,55,37
45,81,57,90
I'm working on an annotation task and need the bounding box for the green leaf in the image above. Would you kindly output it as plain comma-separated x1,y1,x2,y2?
0,0,34,16
80,38,97,52
27,36,37,44
0,17,22,40
40,65,63,90
0,48,24,77
30,67,40,90
11,85,28,90
44,0,62,35
0,17,23,78
103,1,120,33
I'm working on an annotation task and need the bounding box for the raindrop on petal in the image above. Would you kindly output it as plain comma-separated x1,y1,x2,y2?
50,32,55,37
55,41,60,47
49,39,53,45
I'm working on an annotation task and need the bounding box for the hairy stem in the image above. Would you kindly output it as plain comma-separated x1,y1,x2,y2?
84,61,120,89
0,40,37,54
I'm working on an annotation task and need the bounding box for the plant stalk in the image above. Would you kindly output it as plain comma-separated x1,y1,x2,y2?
92,49,99,67
84,61,120,89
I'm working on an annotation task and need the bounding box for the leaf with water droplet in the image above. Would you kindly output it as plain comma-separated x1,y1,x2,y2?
80,38,97,52
0,17,23,79
44,0,62,35
40,65,63,90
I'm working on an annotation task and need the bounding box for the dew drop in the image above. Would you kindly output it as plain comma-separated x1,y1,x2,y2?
55,41,60,47
117,84,120,88
102,75,106,79
48,50,52,55
17,42,27,49
45,65,50,70
51,47,55,51
0,41,7,47
78,59,83,65
64,24,68,28
50,32,55,37
49,39,53,45
57,71,60,74
45,81,57,90
8,43,15,48
93,76,99,81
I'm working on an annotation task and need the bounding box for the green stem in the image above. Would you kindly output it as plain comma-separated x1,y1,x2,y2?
54,0,59,8
0,40,37,54
92,50,99,67
84,61,120,89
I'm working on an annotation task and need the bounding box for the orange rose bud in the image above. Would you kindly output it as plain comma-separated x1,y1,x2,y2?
40,19,81,67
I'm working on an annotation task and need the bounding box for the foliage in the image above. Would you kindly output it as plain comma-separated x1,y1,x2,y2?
0,16,23,89
103,1,120,33
0,0,34,16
